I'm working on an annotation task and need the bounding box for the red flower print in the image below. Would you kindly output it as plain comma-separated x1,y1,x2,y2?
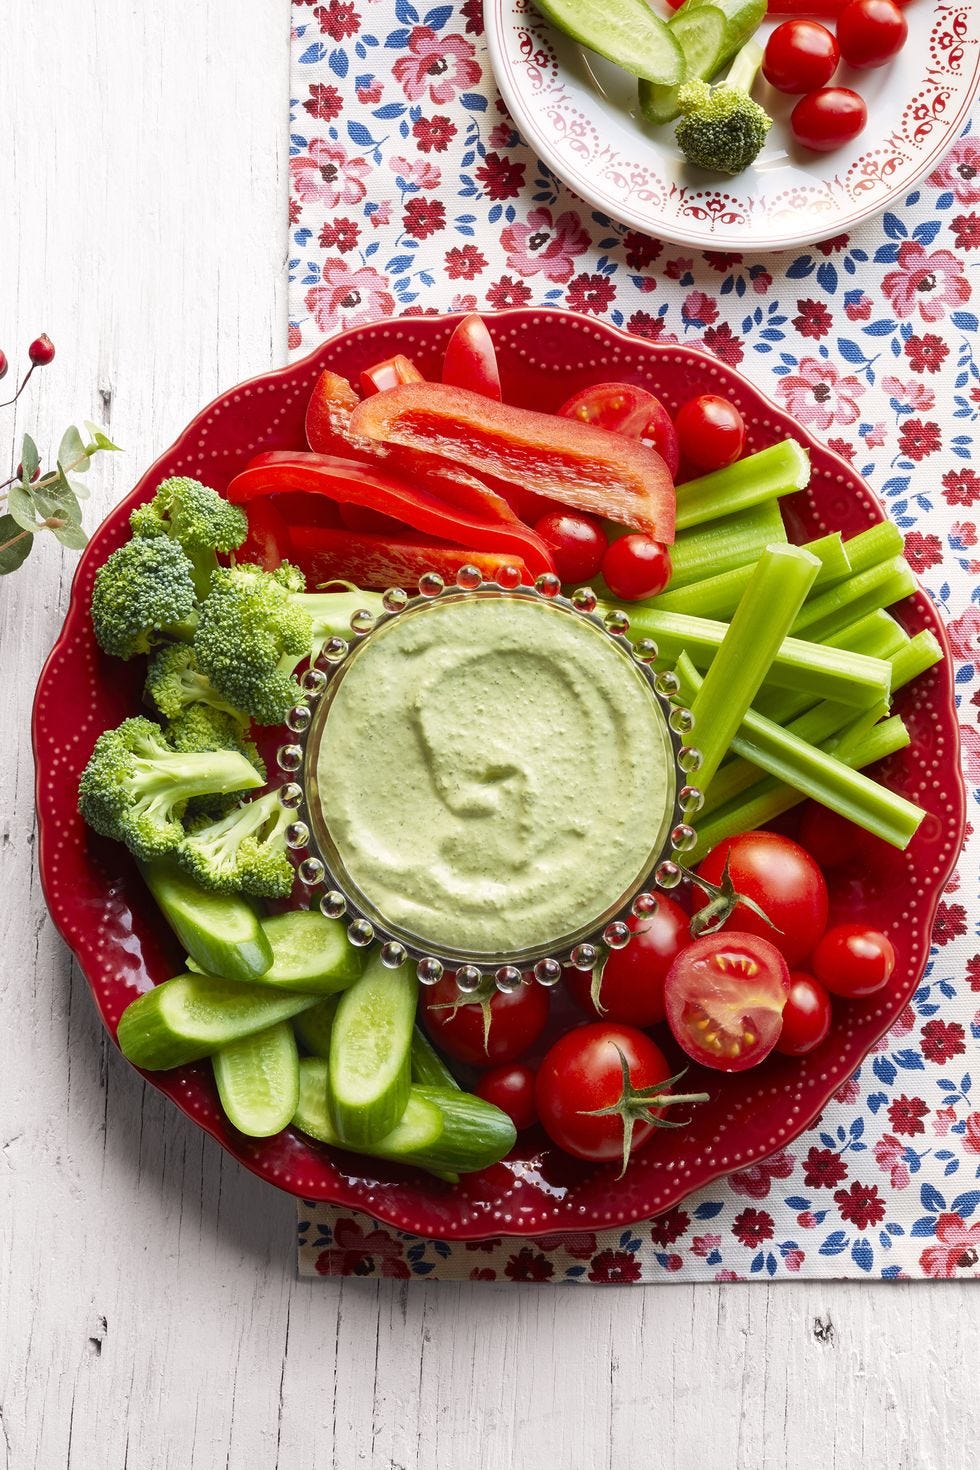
921,1018,967,1064
288,197,302,225
650,1207,690,1246
873,1133,910,1190
904,332,950,373
934,899,968,945
357,78,383,104
288,323,302,352
966,955,980,991
827,437,855,461
947,605,980,661
306,259,395,334
624,230,663,270
845,293,872,321
470,1267,497,1281
930,138,980,204
566,272,617,315
934,1105,957,1137
834,1074,860,1106
777,357,863,431
665,256,694,280
588,1250,642,1283
897,418,941,462
412,114,457,153
691,1233,722,1258
464,1237,499,1252
461,0,484,34
752,270,773,294
303,82,343,121
816,233,849,254
627,310,664,339
504,1248,555,1282
393,26,481,105
888,1094,929,1136
953,212,980,250
402,195,445,240
445,244,487,280
919,1213,980,1278
732,1207,775,1247
804,1146,848,1188
793,298,833,339
318,216,359,252
532,1232,597,1259
715,1268,742,1282
486,274,532,309
314,1217,410,1278
291,139,371,208
476,151,526,200
883,240,971,323
903,531,943,573
834,1181,886,1230
702,322,744,366
682,290,719,328
315,1,360,40
729,1150,795,1199
943,468,980,506
501,208,591,284
703,250,742,271
964,1114,980,1155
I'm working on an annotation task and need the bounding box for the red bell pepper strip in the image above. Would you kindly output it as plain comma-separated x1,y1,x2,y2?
359,354,424,398
348,382,677,542
289,522,529,591
442,314,502,400
239,497,294,572
225,451,556,577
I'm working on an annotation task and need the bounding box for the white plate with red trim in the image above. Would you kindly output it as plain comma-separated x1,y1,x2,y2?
484,0,980,251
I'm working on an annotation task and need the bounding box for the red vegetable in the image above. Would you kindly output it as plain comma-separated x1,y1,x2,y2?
763,21,840,94
442,314,502,400
776,972,833,1055
558,382,679,478
791,88,867,152
288,522,530,591
675,395,745,472
348,382,677,541
601,534,672,601
533,510,607,583
359,354,424,397
836,0,907,69
695,832,828,966
421,974,549,1067
665,932,791,1073
565,899,689,1027
239,498,294,572
811,924,896,998
475,1064,538,1131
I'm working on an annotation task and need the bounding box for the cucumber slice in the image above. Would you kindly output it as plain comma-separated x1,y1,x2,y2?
293,995,340,1059
638,6,727,126
255,909,365,992
117,973,317,1070
213,1021,300,1137
682,0,766,52
327,953,418,1146
140,858,272,983
533,0,684,84
294,1058,445,1158
413,1087,518,1173
410,1027,461,1091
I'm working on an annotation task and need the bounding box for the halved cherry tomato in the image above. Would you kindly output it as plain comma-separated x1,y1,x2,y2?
665,932,791,1072
776,971,833,1055
557,383,680,478
763,21,840,94
534,510,607,583
442,314,502,400
836,0,907,69
811,924,896,998
674,395,745,472
421,974,549,1067
475,1064,538,1131
566,900,689,1027
695,832,828,966
359,354,424,397
791,88,867,152
601,534,672,600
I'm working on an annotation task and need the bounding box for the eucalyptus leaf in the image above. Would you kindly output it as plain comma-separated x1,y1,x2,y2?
84,421,122,452
68,476,91,500
52,521,89,550
19,434,39,482
58,425,88,472
7,484,40,534
0,514,34,574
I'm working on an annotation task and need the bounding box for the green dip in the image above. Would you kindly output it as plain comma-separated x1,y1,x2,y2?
311,594,675,959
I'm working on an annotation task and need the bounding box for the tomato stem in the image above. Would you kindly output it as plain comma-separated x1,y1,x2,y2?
680,854,782,939
579,1048,709,1178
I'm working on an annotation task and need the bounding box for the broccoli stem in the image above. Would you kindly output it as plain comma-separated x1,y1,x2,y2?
131,748,263,802
726,38,763,95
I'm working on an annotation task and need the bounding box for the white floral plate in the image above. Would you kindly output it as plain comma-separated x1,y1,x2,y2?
484,0,980,250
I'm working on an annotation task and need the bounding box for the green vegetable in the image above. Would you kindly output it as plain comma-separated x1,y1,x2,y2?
293,996,340,1059
412,1087,518,1173
90,537,198,660
293,1058,448,1168
411,1027,460,1090
675,40,771,176
686,543,820,788
117,972,316,1071
145,643,244,723
833,521,905,580
140,858,273,982
640,0,766,125
212,1021,300,1137
791,557,915,638
178,788,296,899
674,439,810,532
249,909,365,992
530,0,684,83
649,532,848,620
78,716,263,862
130,476,248,600
328,952,418,1147
889,629,944,691
824,609,909,660
668,499,786,589
638,4,727,126
164,704,265,820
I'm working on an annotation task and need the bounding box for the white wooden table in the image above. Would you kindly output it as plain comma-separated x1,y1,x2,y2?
1,5,977,1466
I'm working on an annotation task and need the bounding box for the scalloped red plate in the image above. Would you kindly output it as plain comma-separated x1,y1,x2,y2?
32,309,965,1239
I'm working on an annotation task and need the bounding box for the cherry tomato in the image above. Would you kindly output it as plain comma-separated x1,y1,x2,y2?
421,974,549,1067
811,923,896,998
674,395,745,472
775,971,833,1055
763,21,840,94
359,354,424,397
535,1024,677,1164
836,0,907,69
601,534,672,600
557,383,680,477
442,313,502,400
665,932,791,1072
695,832,829,966
791,88,867,152
533,510,607,583
566,900,689,1027
475,1063,538,1131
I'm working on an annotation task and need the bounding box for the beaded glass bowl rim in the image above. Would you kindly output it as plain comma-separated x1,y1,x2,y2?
273,573,700,987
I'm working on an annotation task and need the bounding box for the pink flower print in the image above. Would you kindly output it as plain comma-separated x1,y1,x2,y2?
776,357,864,432
450,292,478,312
946,604,980,662
952,521,978,548
873,1133,911,1190
929,138,980,204
783,1249,805,1272
306,258,396,334
681,290,719,328
882,240,971,323
864,423,886,448
729,1150,795,1199
963,1113,980,1155
919,1214,980,1278
392,26,481,104
500,208,590,284
315,1216,410,1278
880,375,936,413
833,1074,861,1106
933,1105,957,1137
369,201,392,228
357,78,383,103
691,1233,722,1258
290,139,371,208
961,726,980,782
389,154,441,189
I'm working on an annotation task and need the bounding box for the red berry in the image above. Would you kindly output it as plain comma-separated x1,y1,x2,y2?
28,334,55,367
0,349,8,381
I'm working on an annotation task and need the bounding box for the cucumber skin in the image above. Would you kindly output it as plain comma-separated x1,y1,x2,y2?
533,0,684,84
140,859,273,983
293,995,340,1059
259,910,365,992
413,1087,517,1173
327,960,418,1148
638,0,766,126
117,973,318,1071
213,1022,300,1137
410,1027,461,1091
294,1059,446,1160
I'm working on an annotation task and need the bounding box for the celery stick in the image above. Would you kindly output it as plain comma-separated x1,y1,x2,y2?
889,629,944,690
791,557,915,637
824,609,909,660
836,520,905,578
649,532,848,620
690,715,913,859
675,439,810,531
669,500,785,589
686,544,819,789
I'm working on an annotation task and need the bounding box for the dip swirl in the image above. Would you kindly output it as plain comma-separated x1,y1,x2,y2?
313,594,675,958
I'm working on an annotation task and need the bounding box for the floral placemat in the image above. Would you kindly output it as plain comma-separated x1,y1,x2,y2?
289,1,980,1280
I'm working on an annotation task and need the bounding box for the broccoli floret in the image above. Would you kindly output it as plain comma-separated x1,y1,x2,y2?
178,788,295,897
78,715,264,862
91,537,199,660
675,42,771,177
166,704,267,819
131,477,248,599
145,643,244,722
194,563,314,726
